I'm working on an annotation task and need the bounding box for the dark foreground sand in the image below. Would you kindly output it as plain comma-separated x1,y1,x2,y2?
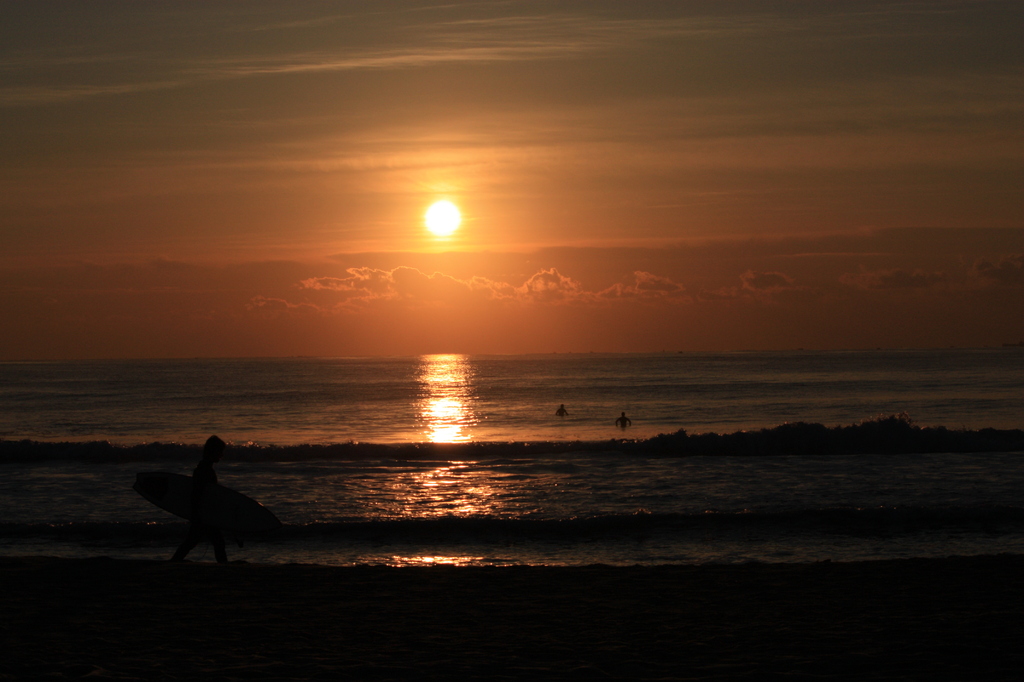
3,555,1024,681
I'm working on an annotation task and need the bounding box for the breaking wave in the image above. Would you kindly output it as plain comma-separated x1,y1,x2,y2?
2,415,1022,463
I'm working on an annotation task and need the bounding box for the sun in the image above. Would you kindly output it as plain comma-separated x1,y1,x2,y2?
425,200,461,237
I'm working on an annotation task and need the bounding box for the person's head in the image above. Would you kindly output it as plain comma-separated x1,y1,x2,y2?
203,435,226,462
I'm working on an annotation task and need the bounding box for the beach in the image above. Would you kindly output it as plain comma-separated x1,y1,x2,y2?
4,555,1024,680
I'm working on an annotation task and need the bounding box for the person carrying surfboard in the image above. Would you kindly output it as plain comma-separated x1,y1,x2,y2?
171,435,228,563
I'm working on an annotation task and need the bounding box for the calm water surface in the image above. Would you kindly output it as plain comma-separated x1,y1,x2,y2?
2,349,1022,444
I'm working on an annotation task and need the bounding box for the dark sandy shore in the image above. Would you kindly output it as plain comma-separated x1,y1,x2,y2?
3,554,1024,680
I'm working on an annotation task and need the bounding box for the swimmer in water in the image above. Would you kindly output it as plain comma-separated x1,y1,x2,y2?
556,404,568,417
615,412,631,428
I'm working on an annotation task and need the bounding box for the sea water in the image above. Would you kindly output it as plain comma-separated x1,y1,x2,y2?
1,349,1023,566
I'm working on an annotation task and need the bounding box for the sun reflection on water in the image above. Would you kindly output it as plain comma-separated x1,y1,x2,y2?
388,555,488,567
417,354,478,443
401,463,504,517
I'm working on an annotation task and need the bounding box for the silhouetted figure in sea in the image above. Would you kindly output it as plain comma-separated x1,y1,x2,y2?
556,404,568,417
171,435,228,563
615,412,632,429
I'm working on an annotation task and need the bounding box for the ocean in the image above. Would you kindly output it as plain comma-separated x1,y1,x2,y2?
2,349,1023,567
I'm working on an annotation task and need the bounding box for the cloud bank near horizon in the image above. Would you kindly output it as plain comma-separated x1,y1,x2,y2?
2,228,1021,359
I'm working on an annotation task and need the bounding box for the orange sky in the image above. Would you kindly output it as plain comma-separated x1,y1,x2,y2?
1,1,1022,359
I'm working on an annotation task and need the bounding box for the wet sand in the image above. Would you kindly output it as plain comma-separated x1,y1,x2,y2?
3,554,1024,680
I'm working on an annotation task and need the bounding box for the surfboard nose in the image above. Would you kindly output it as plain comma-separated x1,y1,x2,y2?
134,473,169,502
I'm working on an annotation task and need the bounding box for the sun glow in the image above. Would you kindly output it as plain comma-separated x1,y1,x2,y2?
424,200,461,237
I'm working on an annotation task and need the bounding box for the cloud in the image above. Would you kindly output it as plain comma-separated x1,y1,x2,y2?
514,268,587,303
1,42,587,109
0,79,194,108
300,266,506,304
295,266,687,309
1,10,752,109
741,270,796,293
244,296,321,317
699,270,799,302
599,271,688,301
839,268,948,290
301,268,397,297
12,2,1015,110
972,254,1024,287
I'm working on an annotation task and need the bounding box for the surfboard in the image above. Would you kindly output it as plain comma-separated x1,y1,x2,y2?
134,472,282,533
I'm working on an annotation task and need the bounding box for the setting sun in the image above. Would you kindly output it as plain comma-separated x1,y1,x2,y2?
425,201,461,237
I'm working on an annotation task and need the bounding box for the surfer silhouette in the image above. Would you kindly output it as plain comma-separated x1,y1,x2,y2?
171,435,228,563
556,404,568,417
615,412,632,429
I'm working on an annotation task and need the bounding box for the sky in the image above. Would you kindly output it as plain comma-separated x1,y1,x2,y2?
1,0,1022,359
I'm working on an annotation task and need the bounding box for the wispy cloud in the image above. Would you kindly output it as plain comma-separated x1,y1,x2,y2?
11,2,1003,108
0,10,675,107
0,78,197,107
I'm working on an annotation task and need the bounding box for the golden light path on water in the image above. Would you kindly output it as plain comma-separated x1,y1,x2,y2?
388,555,489,567
416,354,478,443
380,462,510,567
389,355,496,565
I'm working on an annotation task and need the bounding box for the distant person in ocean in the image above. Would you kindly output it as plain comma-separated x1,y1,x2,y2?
556,404,568,417
615,412,632,428
171,435,228,563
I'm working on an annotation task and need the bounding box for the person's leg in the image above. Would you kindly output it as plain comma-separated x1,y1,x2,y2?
170,523,203,561
210,527,228,564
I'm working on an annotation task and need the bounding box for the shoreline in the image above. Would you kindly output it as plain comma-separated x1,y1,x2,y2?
3,414,1024,462
5,554,1024,680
